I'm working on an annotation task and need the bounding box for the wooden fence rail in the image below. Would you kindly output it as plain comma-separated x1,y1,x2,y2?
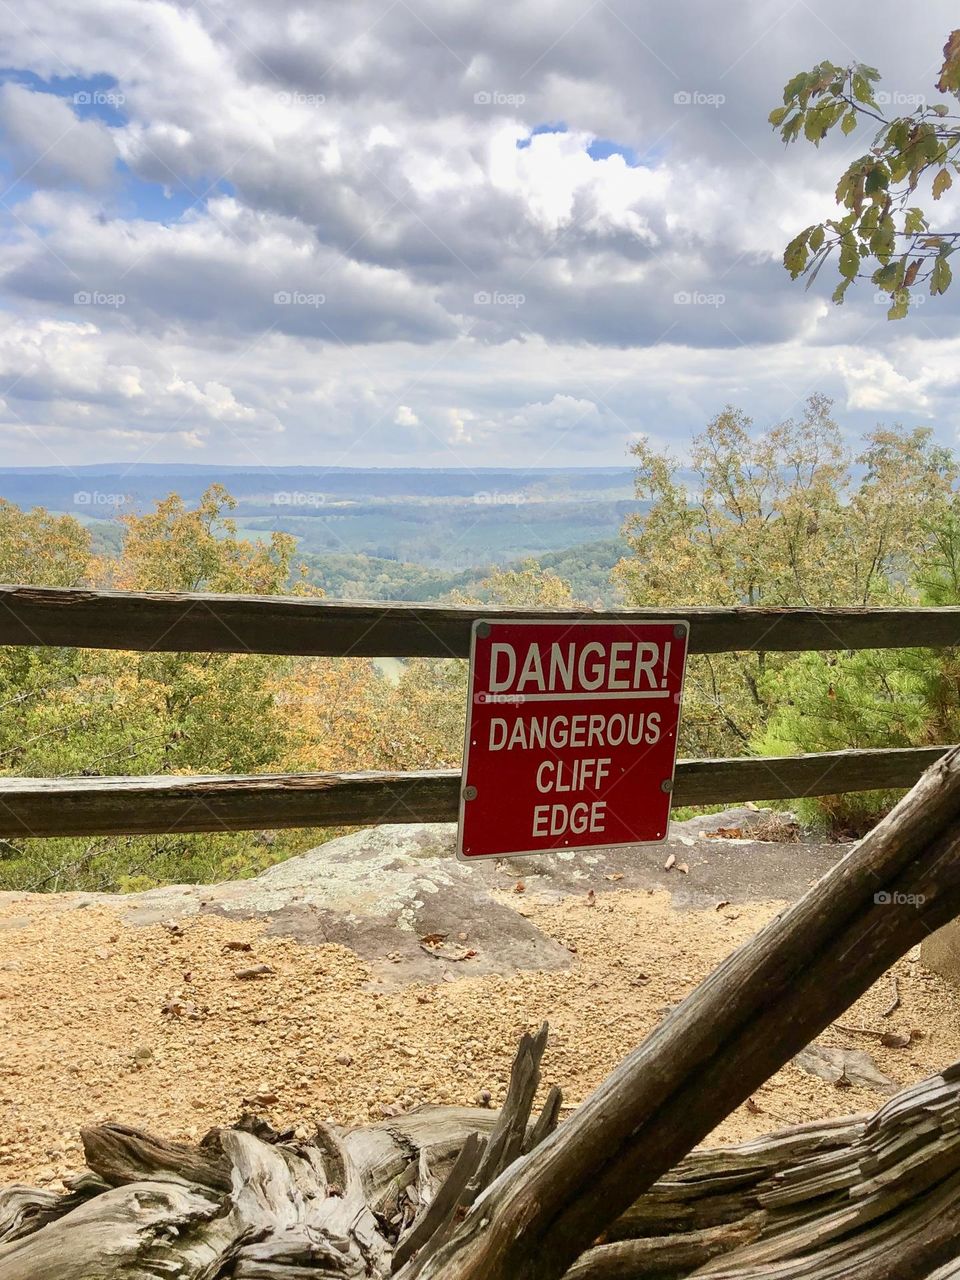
0,586,957,837
2,585,960,658
0,746,948,839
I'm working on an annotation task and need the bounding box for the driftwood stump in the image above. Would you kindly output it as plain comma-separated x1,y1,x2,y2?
6,1048,960,1278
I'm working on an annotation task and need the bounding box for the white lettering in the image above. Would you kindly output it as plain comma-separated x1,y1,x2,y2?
549,643,575,690
489,644,516,692
608,641,633,689
516,643,546,691
577,641,606,690
633,642,659,689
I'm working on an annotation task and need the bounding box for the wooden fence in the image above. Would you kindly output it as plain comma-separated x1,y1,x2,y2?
0,584,956,839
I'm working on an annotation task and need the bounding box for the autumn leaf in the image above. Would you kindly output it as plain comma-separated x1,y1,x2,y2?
937,30,960,95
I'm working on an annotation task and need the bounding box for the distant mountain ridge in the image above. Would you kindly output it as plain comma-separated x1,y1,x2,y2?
0,466,641,575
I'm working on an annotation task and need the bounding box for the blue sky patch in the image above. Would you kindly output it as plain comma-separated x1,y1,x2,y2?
587,138,640,166
516,122,568,149
0,68,129,127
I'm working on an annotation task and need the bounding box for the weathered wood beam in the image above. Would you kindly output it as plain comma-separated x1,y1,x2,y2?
9,1063,960,1279
407,747,960,1280
2,585,960,658
0,746,948,838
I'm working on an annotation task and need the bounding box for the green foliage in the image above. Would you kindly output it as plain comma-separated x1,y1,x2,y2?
302,541,625,607
614,396,955,759
755,492,960,831
0,486,332,892
772,34,960,314
0,493,585,891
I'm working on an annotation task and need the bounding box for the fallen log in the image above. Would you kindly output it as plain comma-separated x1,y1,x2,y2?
6,1058,960,1278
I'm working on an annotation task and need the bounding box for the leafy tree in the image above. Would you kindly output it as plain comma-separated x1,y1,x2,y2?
757,495,960,831
0,501,91,585
613,397,956,756
460,561,577,609
772,31,960,315
0,488,341,891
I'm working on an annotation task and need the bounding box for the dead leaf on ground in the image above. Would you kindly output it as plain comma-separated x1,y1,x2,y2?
419,941,478,962
419,932,449,946
704,827,745,840
677,862,689,875
234,964,274,980
794,1043,898,1093
605,873,624,882
514,882,526,894
224,940,252,952
664,854,676,871
162,998,204,1020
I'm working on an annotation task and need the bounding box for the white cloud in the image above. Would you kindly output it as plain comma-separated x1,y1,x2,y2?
0,83,117,189
1,0,960,465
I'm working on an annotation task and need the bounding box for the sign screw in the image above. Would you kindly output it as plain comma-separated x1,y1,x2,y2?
463,785,478,801
476,622,491,639
660,778,674,793
674,623,687,638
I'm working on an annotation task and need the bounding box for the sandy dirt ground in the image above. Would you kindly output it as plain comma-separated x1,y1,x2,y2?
1,885,957,1189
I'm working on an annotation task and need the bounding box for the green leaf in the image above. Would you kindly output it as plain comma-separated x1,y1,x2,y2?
887,290,910,320
783,228,811,278
832,277,851,305
905,207,927,235
932,255,953,296
852,73,874,104
769,106,789,127
841,111,857,135
804,107,826,142
871,215,896,263
839,241,860,280
933,167,953,200
782,114,804,143
783,72,810,104
810,225,825,253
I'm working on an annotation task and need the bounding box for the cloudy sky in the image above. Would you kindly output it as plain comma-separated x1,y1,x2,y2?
1,0,960,469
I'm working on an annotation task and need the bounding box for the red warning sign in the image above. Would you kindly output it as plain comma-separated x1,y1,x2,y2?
457,619,689,860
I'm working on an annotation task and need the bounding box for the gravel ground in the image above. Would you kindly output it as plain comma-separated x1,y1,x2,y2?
1,885,957,1189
